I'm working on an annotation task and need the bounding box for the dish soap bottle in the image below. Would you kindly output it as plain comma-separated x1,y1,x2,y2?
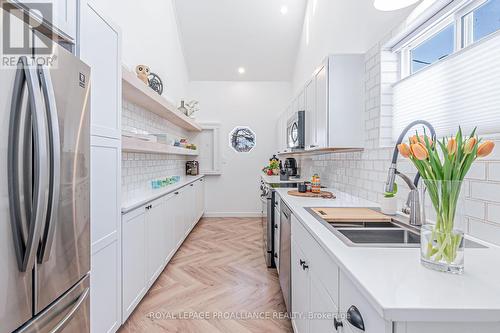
312,174,321,193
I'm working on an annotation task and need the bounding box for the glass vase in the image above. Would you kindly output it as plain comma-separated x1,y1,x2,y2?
419,180,465,274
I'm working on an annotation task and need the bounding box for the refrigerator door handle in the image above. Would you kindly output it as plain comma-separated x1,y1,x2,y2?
8,56,49,272
49,287,89,333
37,65,61,263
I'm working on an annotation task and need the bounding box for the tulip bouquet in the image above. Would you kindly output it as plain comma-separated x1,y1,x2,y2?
398,128,494,272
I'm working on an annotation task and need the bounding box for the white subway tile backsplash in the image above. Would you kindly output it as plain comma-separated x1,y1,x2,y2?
487,204,500,224
470,182,500,202
488,162,500,181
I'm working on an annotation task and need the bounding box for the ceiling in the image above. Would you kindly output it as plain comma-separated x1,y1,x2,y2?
174,0,307,81
173,0,414,82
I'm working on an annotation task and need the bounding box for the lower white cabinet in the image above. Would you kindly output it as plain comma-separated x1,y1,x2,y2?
122,206,147,321
291,239,310,333
121,178,205,323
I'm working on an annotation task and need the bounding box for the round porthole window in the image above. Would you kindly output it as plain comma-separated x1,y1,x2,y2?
229,126,256,153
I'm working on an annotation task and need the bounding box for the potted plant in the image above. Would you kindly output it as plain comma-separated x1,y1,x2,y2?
269,159,280,175
398,128,494,273
381,183,398,215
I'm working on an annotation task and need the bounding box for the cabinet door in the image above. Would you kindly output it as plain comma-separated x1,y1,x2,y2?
186,183,196,229
79,0,121,139
146,197,167,285
195,178,205,221
339,271,391,333
292,240,310,333
173,189,185,248
90,137,121,333
164,194,176,262
310,275,338,333
298,89,305,111
305,79,316,149
122,208,147,321
315,64,328,148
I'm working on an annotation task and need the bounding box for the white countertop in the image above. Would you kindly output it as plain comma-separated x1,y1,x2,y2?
275,187,500,322
261,174,307,184
122,175,204,213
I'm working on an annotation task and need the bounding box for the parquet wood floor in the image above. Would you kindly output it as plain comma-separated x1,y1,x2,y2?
118,217,292,333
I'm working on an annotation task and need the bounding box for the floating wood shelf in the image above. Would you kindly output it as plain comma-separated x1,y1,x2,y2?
122,67,202,132
277,147,364,157
122,136,199,156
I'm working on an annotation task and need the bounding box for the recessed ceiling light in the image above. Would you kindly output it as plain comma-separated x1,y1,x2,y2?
373,0,420,11
238,67,246,74
280,5,288,15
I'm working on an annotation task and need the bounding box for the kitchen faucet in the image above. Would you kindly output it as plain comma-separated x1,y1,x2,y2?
385,120,436,226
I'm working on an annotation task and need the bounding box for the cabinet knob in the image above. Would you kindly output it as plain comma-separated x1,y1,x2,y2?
347,305,365,331
274,224,278,229
175,192,179,195
299,259,309,270
274,253,278,258
190,184,194,187
334,318,343,330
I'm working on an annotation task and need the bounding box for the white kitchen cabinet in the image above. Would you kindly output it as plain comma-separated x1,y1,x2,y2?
310,274,338,333
315,64,328,148
121,178,205,322
122,207,147,322
195,178,205,221
305,79,316,149
298,90,305,111
13,0,77,41
80,3,122,331
90,137,121,333
79,0,122,139
146,197,168,285
291,238,310,333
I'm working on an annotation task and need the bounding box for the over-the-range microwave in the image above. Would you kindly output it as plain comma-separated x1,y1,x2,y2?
287,110,305,150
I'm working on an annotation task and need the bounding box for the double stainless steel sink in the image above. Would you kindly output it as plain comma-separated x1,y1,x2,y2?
306,208,486,248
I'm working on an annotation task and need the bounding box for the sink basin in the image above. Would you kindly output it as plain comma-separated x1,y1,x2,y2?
306,207,487,248
338,228,420,244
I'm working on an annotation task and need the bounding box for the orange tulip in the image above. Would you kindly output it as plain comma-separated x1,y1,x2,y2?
464,137,478,154
411,143,429,160
447,138,457,155
420,135,433,147
410,135,419,144
477,140,495,158
398,143,411,158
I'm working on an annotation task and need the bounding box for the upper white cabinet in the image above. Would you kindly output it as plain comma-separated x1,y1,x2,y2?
14,0,77,41
278,54,365,152
79,0,121,139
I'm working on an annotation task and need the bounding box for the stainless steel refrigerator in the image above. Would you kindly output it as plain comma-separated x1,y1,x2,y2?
1,4,91,333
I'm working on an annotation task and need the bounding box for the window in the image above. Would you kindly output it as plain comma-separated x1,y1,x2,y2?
464,0,500,44
410,24,455,73
399,0,500,78
229,126,256,153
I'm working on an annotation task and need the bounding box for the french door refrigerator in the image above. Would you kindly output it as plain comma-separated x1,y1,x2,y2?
1,5,91,333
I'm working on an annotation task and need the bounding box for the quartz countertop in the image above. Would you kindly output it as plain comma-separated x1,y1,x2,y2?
275,187,500,322
122,175,204,213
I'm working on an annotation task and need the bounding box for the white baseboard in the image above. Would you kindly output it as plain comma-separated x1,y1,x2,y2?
203,211,263,218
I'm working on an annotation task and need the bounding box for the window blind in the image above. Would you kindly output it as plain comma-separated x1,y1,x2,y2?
392,32,500,140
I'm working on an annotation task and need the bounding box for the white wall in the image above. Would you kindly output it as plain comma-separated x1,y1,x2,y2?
188,81,291,216
92,0,189,105
291,0,412,93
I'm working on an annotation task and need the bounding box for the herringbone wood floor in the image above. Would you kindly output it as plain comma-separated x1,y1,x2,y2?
118,217,292,333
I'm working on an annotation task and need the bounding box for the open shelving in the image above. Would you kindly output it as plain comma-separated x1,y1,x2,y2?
122,67,202,132
122,136,199,156
277,147,364,157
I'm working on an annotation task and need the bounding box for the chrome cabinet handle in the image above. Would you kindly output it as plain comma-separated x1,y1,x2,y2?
8,57,49,272
347,305,365,331
334,317,343,330
38,65,61,263
49,287,89,333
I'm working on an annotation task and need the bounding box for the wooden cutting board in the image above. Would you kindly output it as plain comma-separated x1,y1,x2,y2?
288,190,336,199
310,207,391,222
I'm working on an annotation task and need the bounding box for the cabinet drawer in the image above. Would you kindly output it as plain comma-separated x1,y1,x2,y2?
339,271,390,333
292,218,339,305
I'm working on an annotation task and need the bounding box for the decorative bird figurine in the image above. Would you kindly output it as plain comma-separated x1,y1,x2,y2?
135,65,150,85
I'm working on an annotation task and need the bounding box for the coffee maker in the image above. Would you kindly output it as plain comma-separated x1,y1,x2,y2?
186,161,199,176
283,158,298,177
